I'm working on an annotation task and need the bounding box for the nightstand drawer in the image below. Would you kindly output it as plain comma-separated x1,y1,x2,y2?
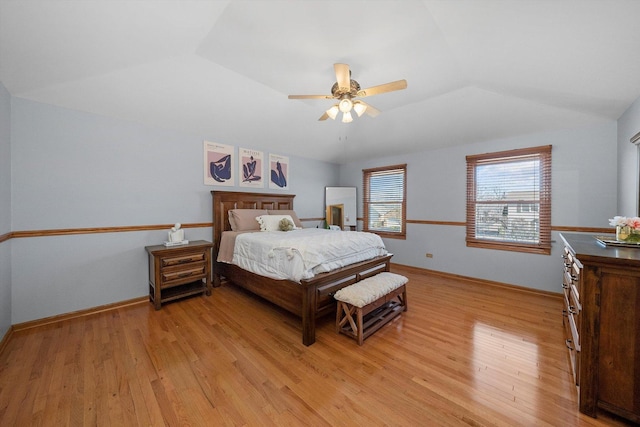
161,264,206,285
161,252,206,267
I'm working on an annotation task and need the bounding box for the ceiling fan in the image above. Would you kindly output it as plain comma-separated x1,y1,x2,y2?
288,63,407,123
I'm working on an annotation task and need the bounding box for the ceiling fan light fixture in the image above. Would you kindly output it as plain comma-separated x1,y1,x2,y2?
353,102,367,117
288,63,407,123
326,105,339,120
338,98,353,113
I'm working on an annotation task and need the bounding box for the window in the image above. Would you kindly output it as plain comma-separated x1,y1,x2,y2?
466,146,551,255
363,164,407,239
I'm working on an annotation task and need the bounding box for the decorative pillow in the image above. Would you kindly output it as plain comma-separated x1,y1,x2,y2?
279,218,295,231
228,209,268,231
256,214,297,232
267,209,303,228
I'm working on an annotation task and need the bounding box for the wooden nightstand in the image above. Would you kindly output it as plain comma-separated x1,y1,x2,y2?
145,240,213,310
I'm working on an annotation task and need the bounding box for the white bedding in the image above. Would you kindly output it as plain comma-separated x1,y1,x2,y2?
231,228,387,282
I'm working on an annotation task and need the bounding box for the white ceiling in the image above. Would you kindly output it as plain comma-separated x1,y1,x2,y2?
2,0,640,164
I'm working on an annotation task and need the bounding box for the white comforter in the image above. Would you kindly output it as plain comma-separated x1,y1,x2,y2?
232,228,387,282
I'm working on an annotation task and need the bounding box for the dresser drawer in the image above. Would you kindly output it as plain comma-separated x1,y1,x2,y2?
564,250,582,303
569,263,581,306
563,292,580,349
563,292,581,386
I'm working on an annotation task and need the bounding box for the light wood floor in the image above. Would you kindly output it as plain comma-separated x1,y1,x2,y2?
0,265,635,426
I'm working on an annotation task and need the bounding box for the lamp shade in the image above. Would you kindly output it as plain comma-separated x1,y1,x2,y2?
341,111,353,123
353,102,367,117
338,98,353,113
326,105,339,120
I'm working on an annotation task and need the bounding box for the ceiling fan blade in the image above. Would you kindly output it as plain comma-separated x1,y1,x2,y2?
357,79,407,98
288,94,334,100
318,112,330,121
334,63,350,92
358,101,381,118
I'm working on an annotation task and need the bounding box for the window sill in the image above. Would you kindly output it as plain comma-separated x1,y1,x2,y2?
466,240,550,255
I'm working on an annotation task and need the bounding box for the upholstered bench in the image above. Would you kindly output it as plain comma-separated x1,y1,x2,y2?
334,272,408,345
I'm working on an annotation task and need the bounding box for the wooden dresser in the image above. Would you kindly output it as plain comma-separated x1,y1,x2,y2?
145,240,213,310
560,233,640,423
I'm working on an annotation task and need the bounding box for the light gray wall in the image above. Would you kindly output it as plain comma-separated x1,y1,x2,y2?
617,96,640,216
10,98,338,324
0,81,11,337
340,122,618,293
7,91,638,322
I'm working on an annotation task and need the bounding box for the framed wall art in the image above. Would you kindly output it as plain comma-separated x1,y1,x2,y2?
239,148,264,188
269,153,289,190
204,141,234,186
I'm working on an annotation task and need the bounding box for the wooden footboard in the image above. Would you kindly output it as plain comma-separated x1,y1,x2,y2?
211,190,392,346
216,254,392,346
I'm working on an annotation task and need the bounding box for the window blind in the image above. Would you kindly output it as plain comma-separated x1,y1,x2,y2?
466,146,551,255
363,164,407,239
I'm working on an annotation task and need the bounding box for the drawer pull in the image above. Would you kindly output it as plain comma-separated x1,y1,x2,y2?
178,272,193,278
565,339,574,350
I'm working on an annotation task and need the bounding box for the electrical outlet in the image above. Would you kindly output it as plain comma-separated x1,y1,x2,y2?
426,253,433,258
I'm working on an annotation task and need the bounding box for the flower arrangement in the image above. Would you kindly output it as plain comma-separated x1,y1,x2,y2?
609,216,640,242
609,216,640,229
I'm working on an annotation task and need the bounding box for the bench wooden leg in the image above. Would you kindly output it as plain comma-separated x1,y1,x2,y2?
337,301,359,334
357,307,364,345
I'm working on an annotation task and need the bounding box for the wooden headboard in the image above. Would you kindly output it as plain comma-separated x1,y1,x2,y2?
211,191,295,254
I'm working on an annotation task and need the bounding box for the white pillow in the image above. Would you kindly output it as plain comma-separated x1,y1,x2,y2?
267,209,303,228
256,214,297,232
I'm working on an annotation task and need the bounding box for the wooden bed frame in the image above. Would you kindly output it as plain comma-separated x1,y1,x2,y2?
211,191,392,346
